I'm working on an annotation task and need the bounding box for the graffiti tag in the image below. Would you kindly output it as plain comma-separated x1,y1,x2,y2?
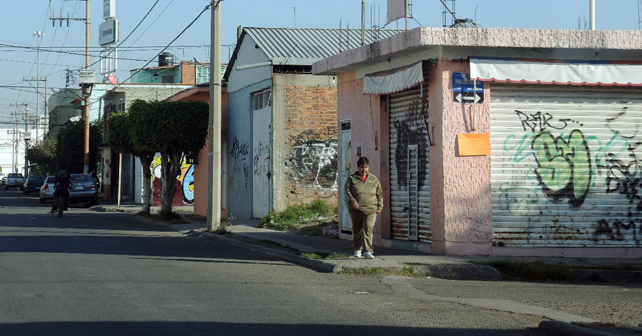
531,130,592,208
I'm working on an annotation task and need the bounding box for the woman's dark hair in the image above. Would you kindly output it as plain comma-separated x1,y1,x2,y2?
357,157,369,167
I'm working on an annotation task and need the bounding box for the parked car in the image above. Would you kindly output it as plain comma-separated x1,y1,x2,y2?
23,175,45,195
69,173,99,205
0,175,6,187
39,176,55,203
5,173,25,190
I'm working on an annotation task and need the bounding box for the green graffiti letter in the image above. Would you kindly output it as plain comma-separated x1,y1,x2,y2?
531,130,592,208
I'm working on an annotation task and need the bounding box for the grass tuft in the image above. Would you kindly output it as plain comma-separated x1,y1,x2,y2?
260,200,338,235
339,266,426,277
301,252,349,259
212,216,235,234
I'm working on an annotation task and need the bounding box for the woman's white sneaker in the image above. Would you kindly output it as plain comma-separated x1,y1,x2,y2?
353,250,362,258
364,251,375,259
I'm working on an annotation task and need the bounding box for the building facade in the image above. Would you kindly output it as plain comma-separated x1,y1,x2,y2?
225,27,399,220
101,84,192,203
166,84,229,219
314,27,642,258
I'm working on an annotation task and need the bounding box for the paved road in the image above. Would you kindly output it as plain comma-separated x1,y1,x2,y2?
3,189,632,336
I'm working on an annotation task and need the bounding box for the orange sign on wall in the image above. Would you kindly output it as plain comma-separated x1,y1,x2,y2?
458,133,491,156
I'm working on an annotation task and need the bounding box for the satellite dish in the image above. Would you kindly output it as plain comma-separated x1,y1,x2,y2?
108,74,118,84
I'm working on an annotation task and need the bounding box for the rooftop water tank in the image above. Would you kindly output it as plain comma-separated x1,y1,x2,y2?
159,52,174,67
450,18,480,28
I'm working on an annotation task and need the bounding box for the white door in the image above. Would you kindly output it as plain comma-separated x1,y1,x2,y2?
339,120,353,232
252,107,272,218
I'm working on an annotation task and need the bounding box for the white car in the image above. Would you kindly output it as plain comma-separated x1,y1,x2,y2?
39,176,55,203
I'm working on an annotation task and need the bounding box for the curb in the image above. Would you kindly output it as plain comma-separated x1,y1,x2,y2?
408,264,504,281
188,230,342,273
538,320,617,336
570,269,642,283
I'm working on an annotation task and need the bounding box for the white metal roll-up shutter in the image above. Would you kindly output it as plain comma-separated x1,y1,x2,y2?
491,84,642,247
389,85,431,241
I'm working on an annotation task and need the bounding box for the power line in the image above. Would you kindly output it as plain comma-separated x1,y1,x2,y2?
114,3,213,88
0,43,210,51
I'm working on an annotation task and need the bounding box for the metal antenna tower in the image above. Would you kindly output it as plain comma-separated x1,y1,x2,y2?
441,0,457,27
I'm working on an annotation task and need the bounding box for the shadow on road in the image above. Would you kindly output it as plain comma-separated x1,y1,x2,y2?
0,321,546,336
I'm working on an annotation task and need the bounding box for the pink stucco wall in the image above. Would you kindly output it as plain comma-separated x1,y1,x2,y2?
337,61,494,255
336,72,391,244
430,60,493,256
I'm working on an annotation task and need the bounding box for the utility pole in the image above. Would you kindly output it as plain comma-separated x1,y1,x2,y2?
361,0,366,46
83,0,91,174
51,0,92,174
9,104,29,175
9,112,19,173
24,77,46,140
207,0,222,231
589,0,596,30
34,30,44,141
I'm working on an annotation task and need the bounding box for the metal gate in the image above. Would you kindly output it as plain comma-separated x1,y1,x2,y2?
407,145,419,241
389,86,430,241
490,84,642,247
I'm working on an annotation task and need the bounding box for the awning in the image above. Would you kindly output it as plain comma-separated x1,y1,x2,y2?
364,62,424,95
470,58,642,86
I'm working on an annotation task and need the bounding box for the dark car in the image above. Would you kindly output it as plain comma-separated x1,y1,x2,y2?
69,173,99,205
23,175,45,195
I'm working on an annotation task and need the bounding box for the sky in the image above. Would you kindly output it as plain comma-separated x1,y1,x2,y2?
0,0,641,157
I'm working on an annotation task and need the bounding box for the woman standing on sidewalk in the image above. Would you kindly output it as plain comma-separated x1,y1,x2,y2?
344,157,383,259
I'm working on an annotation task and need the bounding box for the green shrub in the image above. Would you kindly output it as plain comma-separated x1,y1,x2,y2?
260,199,337,228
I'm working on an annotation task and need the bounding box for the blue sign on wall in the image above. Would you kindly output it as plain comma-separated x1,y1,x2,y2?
453,72,484,103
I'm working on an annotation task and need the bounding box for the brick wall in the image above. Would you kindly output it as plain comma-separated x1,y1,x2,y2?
181,61,196,85
283,85,339,207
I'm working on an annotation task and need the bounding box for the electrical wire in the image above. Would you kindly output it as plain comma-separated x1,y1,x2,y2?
0,1,215,119
114,2,214,88
97,0,161,66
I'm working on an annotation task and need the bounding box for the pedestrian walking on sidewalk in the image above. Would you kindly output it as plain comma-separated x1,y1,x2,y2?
345,157,383,259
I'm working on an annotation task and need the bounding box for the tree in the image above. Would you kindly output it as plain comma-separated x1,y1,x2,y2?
128,99,208,217
55,121,101,174
107,111,155,215
26,138,57,175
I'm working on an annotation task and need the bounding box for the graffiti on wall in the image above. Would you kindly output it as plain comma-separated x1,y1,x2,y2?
394,94,430,190
289,140,338,189
531,130,592,208
230,136,250,190
498,107,642,245
253,141,270,177
152,155,194,206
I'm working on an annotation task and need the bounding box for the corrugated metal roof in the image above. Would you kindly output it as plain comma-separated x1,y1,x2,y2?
244,27,401,64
